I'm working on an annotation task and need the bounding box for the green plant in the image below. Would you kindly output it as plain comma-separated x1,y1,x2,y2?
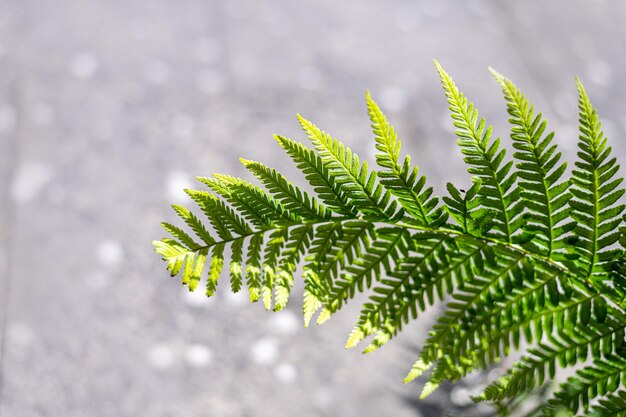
153,61,626,416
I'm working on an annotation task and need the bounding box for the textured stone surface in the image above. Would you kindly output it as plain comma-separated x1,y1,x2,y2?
1,1,626,416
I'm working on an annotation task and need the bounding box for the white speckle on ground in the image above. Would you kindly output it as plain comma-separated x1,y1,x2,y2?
297,65,322,91
69,53,99,79
171,113,195,138
587,58,612,86
450,386,472,407
47,183,66,205
93,118,114,141
602,118,617,141
85,271,110,291
570,35,594,58
148,344,175,370
0,104,17,133
226,0,255,20
487,367,505,381
554,125,578,152
269,310,299,335
29,102,54,127
250,337,279,365
185,344,213,368
467,0,492,17
176,312,195,331
225,290,247,307
97,240,124,266
11,162,53,204
551,91,576,120
196,70,224,95
193,38,221,64
395,3,421,32
380,87,408,113
440,111,456,133
6,323,35,348
313,386,335,409
128,16,154,40
165,170,193,204
232,54,256,78
264,11,291,38
144,60,171,85
421,0,447,18
274,363,297,383
181,286,212,308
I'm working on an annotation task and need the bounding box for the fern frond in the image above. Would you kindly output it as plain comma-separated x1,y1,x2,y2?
443,180,495,236
160,222,199,250
436,61,523,243
314,220,374,293
260,227,288,309
170,204,215,245
481,310,626,402
303,220,375,324
203,174,295,225
301,221,345,326
185,189,251,238
411,248,525,386
346,234,448,350
588,389,626,417
366,92,446,227
570,80,625,285
542,355,626,416
241,158,330,221
491,69,572,258
273,224,314,311
245,233,264,302
154,64,626,416
298,115,402,220
229,239,244,292
322,227,411,319
207,243,225,295
365,238,488,352
275,134,358,216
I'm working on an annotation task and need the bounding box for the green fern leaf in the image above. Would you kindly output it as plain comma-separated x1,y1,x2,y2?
436,61,523,242
160,222,199,250
298,114,402,220
491,69,572,258
241,158,329,221
366,91,446,227
323,227,411,319
570,80,625,286
153,63,626,416
275,134,358,216
542,355,626,416
588,389,626,417
171,204,214,245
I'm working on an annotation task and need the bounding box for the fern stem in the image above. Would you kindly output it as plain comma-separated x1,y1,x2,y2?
181,216,605,307
589,163,600,278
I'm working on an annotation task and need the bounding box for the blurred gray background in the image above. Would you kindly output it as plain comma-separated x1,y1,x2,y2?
1,1,625,416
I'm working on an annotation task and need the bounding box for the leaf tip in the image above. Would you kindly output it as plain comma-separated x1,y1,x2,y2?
239,157,253,166
488,67,506,85
403,358,430,384
420,381,440,399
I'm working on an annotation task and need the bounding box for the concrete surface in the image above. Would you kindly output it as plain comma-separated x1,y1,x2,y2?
1,1,625,416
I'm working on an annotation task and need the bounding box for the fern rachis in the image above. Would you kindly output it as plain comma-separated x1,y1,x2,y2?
154,62,626,416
